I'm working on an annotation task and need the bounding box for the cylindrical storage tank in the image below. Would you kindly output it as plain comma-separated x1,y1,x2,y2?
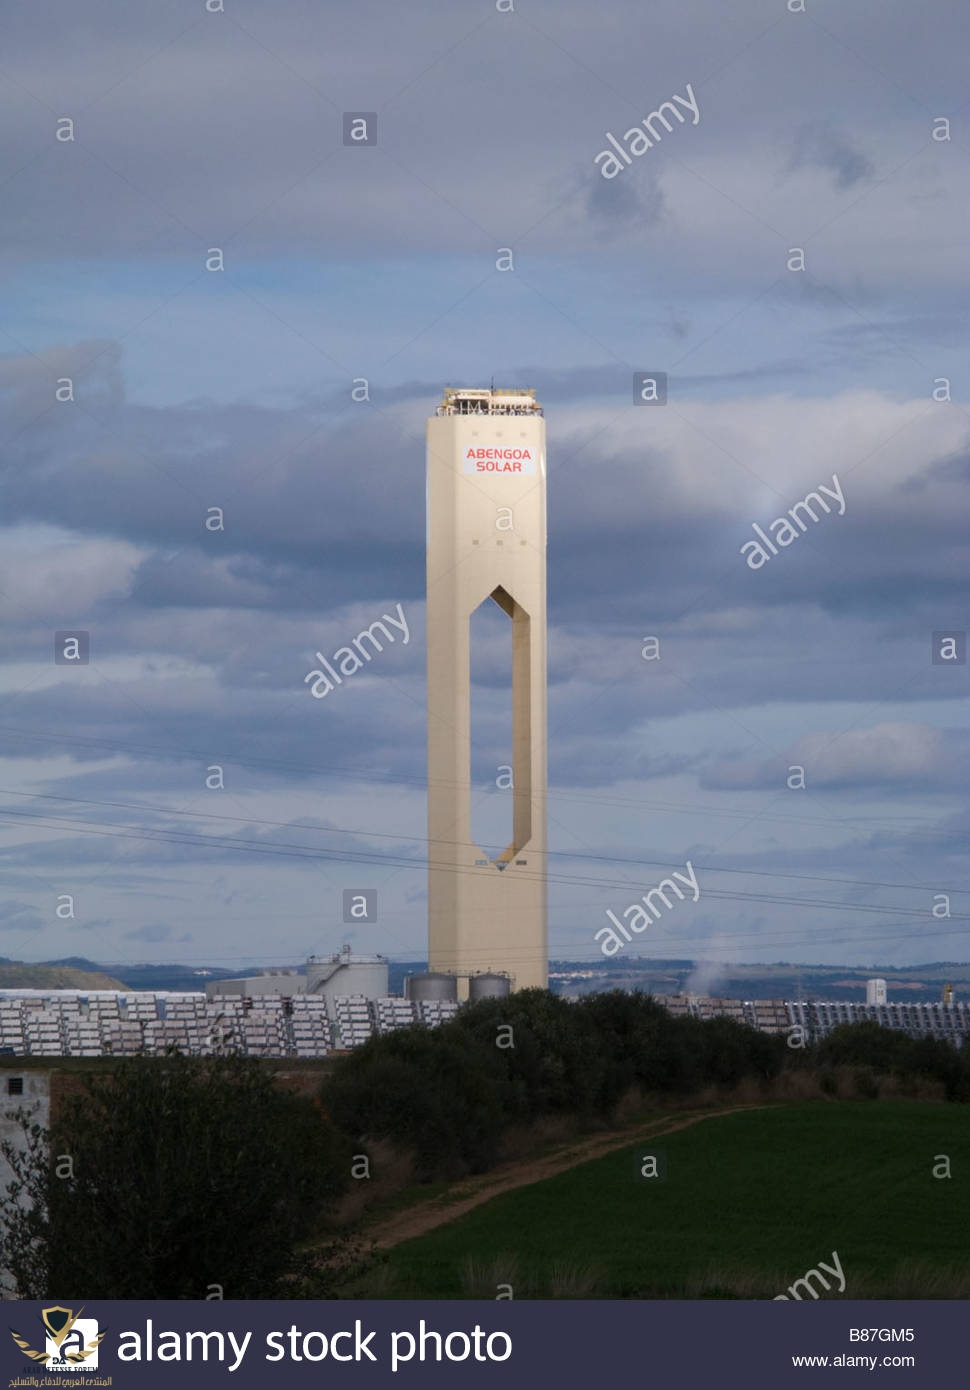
468,973,511,1001
406,972,458,1003
306,949,388,1013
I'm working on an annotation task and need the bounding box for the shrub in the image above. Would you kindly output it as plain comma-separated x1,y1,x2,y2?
1,1052,349,1299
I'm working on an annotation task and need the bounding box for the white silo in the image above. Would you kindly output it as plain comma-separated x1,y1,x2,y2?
405,972,459,1004
306,946,388,1020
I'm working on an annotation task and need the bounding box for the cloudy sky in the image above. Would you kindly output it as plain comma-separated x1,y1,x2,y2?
0,0,967,972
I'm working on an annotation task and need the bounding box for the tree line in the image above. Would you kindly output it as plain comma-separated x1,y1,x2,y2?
2,989,968,1299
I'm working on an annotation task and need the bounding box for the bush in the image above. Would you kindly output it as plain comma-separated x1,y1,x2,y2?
324,1024,506,1180
817,1022,970,1099
323,989,796,1182
1,1052,349,1299
853,1066,880,1100
320,996,970,1195
817,1021,911,1072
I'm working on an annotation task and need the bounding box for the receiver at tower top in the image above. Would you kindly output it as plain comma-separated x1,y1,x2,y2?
435,386,544,417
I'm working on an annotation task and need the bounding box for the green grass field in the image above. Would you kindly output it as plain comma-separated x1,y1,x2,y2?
369,1103,970,1299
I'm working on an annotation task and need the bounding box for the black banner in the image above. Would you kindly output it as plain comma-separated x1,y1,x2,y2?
2,1299,960,1387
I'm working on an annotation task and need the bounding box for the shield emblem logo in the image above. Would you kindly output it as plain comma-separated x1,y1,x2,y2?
41,1307,79,1348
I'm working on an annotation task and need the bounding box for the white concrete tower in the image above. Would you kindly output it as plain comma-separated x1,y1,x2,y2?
426,387,547,992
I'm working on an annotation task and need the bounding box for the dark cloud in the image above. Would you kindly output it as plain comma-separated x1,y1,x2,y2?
0,900,45,933
585,164,665,228
123,923,177,943
788,123,874,191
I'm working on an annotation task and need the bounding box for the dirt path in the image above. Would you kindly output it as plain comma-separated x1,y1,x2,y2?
364,1103,769,1251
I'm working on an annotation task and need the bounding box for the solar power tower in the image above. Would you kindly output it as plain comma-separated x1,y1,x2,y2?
425,387,548,993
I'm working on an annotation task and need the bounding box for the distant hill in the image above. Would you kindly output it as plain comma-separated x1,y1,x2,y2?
98,963,294,993
549,957,970,1001
0,963,127,990
2,954,964,1002
37,958,239,992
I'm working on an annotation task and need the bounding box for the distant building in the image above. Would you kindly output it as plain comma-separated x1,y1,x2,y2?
205,970,304,999
866,978,887,1006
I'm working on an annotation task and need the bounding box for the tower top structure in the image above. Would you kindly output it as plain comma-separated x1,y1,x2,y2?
436,387,543,417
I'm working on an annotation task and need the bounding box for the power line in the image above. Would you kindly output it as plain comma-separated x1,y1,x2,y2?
0,802,966,929
0,783,963,901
